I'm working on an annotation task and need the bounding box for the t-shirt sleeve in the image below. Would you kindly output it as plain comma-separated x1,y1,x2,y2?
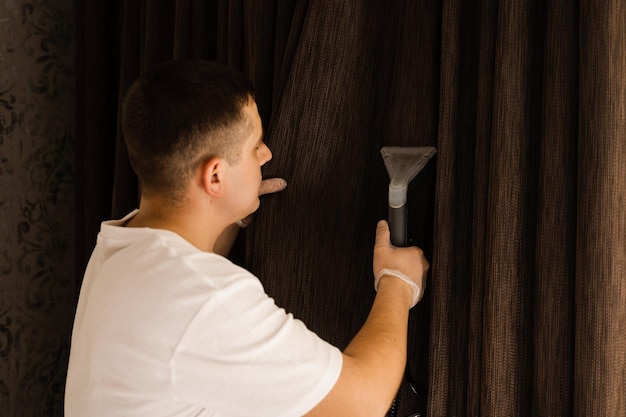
169,267,343,417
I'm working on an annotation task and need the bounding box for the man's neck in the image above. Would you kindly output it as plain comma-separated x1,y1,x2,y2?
125,196,227,253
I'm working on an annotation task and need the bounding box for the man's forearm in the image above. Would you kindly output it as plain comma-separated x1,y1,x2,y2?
305,276,412,417
343,276,411,412
213,223,240,256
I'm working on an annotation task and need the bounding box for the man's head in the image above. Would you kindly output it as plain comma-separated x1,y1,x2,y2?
121,60,257,204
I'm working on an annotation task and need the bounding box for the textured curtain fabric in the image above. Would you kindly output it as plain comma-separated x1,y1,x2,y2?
431,1,626,416
242,2,439,414
76,1,626,416
576,1,626,415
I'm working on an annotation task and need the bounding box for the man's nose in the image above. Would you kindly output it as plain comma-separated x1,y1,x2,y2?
260,143,272,165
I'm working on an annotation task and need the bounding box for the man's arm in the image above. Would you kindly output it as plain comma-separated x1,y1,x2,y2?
212,222,241,257
305,220,429,416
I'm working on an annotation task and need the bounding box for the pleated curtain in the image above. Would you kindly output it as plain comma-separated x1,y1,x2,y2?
76,1,626,415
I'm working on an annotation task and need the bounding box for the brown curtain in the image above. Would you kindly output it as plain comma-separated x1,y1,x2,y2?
76,1,626,416
431,1,626,416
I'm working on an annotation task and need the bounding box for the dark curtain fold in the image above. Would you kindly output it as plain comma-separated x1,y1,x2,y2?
576,1,626,415
76,0,626,415
430,0,625,416
431,0,578,415
246,3,439,413
75,0,120,290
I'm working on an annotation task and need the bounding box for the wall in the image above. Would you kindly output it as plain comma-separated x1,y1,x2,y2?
0,1,75,416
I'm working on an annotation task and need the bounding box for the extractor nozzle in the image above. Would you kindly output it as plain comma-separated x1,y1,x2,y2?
381,146,437,246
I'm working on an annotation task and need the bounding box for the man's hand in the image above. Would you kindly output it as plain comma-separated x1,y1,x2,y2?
238,178,287,227
259,177,288,196
373,220,429,307
213,178,287,256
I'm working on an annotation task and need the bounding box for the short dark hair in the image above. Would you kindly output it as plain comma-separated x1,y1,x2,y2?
121,60,255,202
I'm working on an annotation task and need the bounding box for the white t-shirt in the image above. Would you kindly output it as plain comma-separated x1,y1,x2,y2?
65,211,342,417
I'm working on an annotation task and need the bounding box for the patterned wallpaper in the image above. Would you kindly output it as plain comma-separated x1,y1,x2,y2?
0,1,75,416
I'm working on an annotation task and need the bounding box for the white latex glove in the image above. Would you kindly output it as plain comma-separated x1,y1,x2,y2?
372,220,430,308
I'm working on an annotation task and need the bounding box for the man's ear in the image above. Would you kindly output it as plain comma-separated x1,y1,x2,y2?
201,157,224,197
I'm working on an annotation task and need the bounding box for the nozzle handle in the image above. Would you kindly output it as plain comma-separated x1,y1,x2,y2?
389,205,407,247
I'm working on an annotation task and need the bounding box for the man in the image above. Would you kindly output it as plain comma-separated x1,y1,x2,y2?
65,60,429,416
